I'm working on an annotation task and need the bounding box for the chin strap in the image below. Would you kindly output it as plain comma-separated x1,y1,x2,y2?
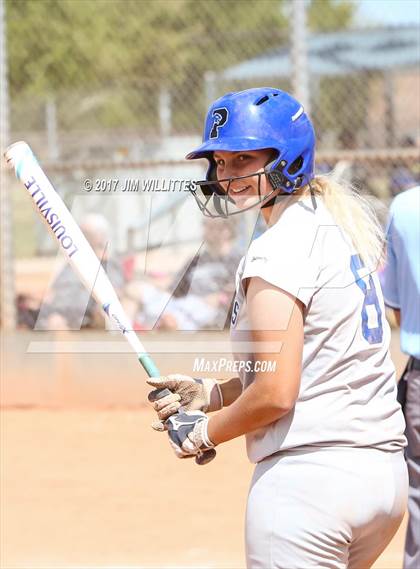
261,194,279,209
261,189,288,209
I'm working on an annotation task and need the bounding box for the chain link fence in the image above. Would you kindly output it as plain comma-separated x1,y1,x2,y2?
2,0,420,329
7,1,419,163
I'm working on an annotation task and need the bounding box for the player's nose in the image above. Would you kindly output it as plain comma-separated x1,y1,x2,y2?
223,163,248,183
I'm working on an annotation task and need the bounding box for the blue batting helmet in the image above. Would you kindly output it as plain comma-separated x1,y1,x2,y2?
186,87,316,217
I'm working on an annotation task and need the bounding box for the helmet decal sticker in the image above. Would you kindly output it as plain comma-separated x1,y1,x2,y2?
210,107,229,139
292,106,304,122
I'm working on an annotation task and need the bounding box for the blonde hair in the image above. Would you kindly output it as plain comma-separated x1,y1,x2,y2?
298,173,385,268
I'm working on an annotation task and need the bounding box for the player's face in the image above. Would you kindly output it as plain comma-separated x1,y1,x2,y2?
214,149,275,210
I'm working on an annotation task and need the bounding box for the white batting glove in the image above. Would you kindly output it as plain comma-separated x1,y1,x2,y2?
166,410,215,460
147,374,223,431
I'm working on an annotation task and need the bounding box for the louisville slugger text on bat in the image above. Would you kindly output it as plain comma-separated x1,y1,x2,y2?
4,141,216,465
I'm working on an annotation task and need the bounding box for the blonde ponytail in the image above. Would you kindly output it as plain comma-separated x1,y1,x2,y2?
299,174,385,269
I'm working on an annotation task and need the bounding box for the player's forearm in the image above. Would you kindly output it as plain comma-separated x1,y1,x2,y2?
219,376,243,407
208,377,293,445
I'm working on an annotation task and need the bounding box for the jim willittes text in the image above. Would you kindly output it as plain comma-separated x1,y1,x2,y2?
83,178,197,193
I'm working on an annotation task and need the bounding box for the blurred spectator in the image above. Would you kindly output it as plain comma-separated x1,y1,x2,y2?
133,217,242,330
381,186,420,569
16,293,39,329
37,213,126,330
172,217,240,298
391,167,418,197
391,137,419,197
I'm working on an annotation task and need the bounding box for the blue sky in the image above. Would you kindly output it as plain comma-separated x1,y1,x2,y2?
356,0,420,26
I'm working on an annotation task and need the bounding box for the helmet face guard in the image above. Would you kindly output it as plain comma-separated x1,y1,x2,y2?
188,161,302,218
186,88,315,218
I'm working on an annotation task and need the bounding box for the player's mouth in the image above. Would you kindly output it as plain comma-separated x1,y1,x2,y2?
230,185,252,194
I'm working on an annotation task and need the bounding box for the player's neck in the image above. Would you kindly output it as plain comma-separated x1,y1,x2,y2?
261,194,295,226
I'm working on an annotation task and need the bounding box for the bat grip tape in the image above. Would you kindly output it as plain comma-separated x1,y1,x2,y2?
140,355,216,465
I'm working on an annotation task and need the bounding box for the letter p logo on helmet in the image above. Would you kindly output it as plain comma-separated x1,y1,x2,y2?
210,107,229,139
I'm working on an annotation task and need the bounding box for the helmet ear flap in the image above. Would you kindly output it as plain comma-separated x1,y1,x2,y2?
286,156,305,189
287,156,304,175
265,152,307,193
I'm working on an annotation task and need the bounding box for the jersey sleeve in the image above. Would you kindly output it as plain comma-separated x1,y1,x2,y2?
241,205,320,307
381,213,400,309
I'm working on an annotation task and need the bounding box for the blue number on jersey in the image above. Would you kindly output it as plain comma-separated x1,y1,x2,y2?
350,254,383,344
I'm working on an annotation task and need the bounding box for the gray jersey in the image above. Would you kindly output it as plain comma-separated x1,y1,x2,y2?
230,198,406,463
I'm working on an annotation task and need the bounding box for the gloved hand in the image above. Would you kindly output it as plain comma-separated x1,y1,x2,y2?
147,374,223,431
166,410,216,464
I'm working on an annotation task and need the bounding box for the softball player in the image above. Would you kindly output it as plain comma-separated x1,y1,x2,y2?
148,88,408,568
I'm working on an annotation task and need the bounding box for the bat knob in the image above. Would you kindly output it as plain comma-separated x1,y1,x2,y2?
195,448,217,465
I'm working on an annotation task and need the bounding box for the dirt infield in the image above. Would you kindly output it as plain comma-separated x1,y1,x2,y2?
1,408,407,569
1,329,409,568
1,408,253,568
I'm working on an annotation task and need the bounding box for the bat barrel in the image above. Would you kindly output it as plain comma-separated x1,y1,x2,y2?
4,141,154,369
4,140,34,175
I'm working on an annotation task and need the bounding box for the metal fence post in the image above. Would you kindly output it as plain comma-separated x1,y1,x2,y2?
0,0,16,330
291,0,310,114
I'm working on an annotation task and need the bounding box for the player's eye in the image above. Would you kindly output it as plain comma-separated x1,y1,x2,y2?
215,158,225,167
